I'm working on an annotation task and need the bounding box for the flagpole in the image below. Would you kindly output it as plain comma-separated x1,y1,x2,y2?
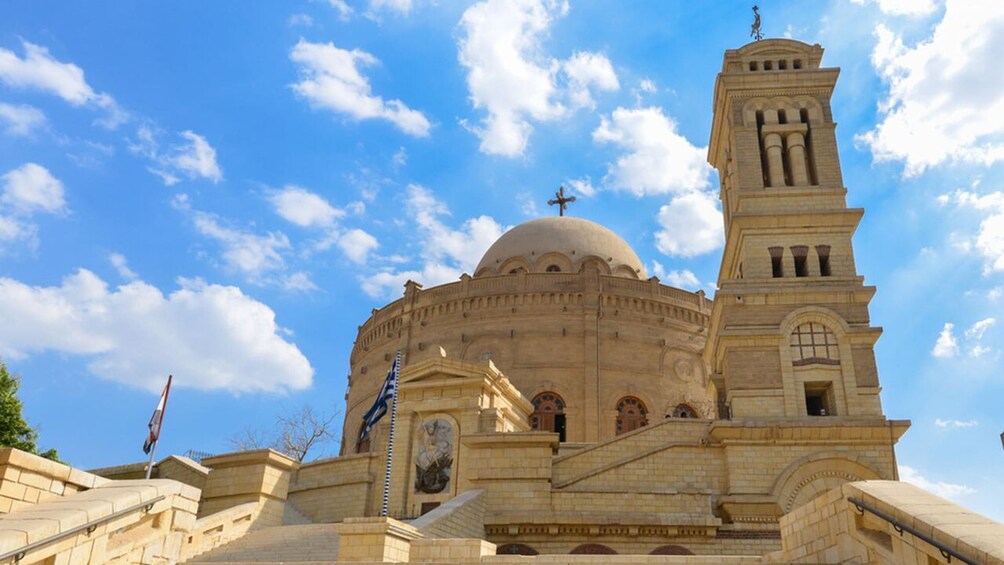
144,439,158,479
380,351,401,517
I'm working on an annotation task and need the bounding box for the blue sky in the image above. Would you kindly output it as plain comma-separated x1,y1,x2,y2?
1,1,1002,521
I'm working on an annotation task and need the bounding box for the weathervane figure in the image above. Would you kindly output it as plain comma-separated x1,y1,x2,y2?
751,5,763,41
548,186,576,217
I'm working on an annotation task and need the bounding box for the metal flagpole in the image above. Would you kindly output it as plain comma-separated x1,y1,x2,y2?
144,440,158,479
380,351,402,517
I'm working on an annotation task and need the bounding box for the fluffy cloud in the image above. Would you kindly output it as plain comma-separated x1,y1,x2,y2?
369,0,414,15
849,0,939,17
898,465,975,500
857,2,1004,175
290,40,431,137
0,269,313,394
940,189,1004,272
192,212,291,279
655,191,724,258
325,0,354,20
593,106,712,196
563,51,619,110
0,103,45,136
0,163,66,251
565,177,596,198
131,127,223,185
361,184,505,298
0,41,126,128
931,322,959,358
649,261,700,288
267,185,379,265
108,252,138,281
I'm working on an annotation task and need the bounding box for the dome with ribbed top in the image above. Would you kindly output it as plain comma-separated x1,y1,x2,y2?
474,216,647,279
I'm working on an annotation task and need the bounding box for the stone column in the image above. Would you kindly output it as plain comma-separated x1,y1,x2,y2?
762,132,786,187
338,516,423,563
786,130,809,185
199,449,297,526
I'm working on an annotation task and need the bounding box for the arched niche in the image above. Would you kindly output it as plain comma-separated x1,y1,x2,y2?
771,453,883,513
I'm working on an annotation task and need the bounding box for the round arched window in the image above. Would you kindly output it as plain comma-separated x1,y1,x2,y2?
671,404,697,418
531,392,567,442
615,396,648,435
546,264,561,272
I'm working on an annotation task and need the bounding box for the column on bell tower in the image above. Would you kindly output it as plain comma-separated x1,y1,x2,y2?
704,39,884,420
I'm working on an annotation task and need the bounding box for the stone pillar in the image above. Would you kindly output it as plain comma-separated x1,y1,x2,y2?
763,132,785,187
338,516,423,563
199,449,297,526
786,130,809,185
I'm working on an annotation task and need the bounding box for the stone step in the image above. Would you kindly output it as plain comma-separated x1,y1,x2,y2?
185,524,340,563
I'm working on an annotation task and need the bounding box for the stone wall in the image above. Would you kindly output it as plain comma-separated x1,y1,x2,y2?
0,448,107,514
287,452,377,523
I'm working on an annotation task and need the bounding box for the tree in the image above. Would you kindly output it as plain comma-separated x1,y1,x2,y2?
228,405,339,463
0,358,60,461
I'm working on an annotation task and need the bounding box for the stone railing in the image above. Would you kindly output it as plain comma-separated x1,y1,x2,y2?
768,480,1004,564
177,501,257,562
0,448,108,514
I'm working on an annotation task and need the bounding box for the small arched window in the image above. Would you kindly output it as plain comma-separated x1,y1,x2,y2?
671,404,697,418
531,392,566,442
616,396,648,435
545,264,561,272
497,544,538,556
570,544,617,555
790,322,840,366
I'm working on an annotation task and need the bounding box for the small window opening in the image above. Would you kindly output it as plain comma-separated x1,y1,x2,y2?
805,383,833,416
546,264,561,272
749,61,758,71
816,245,832,276
778,59,788,70
763,60,773,71
793,59,802,69
420,502,440,515
792,246,809,277
737,262,744,279
778,110,788,124
756,110,769,187
769,246,784,278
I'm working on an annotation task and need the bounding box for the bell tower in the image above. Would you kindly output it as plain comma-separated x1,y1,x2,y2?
705,39,884,419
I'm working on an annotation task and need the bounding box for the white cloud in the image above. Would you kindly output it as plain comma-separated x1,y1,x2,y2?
857,2,1004,175
132,127,223,185
369,0,414,15
0,270,313,394
269,185,345,228
337,228,379,264
638,79,656,93
0,103,45,136
965,317,995,339
934,418,978,428
325,0,354,20
457,0,567,156
850,0,939,17
563,51,619,110
1,163,66,215
565,177,596,198
360,184,505,298
898,465,975,500
940,189,1004,273
392,146,407,168
649,261,700,288
655,191,724,257
108,253,138,281
280,271,318,292
290,39,431,137
593,106,713,196
288,13,315,27
0,41,125,128
192,212,291,280
931,322,959,358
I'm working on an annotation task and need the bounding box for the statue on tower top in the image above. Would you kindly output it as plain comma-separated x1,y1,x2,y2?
751,5,763,41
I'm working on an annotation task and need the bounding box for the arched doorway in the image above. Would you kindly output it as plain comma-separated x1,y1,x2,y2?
650,545,693,555
570,544,617,554
497,544,538,555
531,392,566,442
616,396,648,434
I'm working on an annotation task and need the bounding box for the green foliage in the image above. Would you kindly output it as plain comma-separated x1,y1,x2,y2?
0,358,60,462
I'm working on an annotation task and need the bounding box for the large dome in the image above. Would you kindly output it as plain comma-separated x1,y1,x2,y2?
475,216,647,278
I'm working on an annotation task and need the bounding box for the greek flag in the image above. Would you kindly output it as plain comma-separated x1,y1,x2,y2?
358,357,398,445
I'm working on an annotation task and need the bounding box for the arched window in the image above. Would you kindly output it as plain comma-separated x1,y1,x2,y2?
531,392,566,442
356,423,371,454
790,322,840,366
545,264,561,272
615,396,648,435
497,544,538,555
650,545,693,555
570,544,617,555
671,404,697,418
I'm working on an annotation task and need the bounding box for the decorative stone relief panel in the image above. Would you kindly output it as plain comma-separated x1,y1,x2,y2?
414,418,453,494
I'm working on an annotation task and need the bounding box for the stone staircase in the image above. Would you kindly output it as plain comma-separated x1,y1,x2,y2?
185,524,340,563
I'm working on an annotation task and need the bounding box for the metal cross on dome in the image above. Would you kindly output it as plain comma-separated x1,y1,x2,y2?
548,186,576,216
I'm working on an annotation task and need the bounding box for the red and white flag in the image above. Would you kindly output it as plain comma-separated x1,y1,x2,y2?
143,375,172,454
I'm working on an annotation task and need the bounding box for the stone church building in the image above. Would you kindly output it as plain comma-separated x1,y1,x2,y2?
1,38,1000,565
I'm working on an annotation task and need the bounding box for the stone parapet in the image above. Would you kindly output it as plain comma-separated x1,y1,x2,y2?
0,448,108,514
338,516,423,563
199,449,297,527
